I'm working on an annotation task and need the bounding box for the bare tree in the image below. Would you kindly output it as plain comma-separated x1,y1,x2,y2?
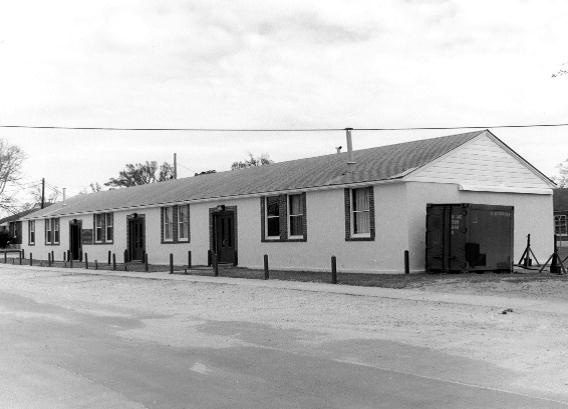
552,159,568,187
231,153,273,170
89,182,103,192
0,139,25,211
29,184,59,205
104,161,174,188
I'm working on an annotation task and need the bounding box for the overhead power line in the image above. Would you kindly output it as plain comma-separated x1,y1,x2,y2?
1,122,568,132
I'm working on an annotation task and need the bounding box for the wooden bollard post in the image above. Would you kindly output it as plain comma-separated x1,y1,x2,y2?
123,250,128,264
213,253,219,277
19,250,22,265
51,250,54,263
48,253,51,267
404,250,410,275
85,253,89,269
263,254,269,280
3,250,7,263
79,251,83,262
144,253,149,272
169,253,174,274
331,256,337,284
21,249,25,259
107,250,111,265
112,253,116,270
207,250,212,267
187,251,192,270
29,252,33,266
95,260,98,270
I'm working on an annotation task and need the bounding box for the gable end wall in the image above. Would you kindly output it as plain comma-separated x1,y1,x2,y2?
406,134,551,191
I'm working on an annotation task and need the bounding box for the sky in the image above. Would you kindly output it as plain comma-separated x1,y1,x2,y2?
0,0,567,211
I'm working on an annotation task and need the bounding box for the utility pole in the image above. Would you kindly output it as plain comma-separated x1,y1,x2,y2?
173,153,177,179
41,178,45,209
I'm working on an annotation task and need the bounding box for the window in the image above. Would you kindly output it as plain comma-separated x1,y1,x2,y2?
45,219,52,244
163,207,173,241
161,204,190,243
94,213,113,243
45,218,60,245
345,187,375,241
261,193,307,242
289,194,304,237
52,218,60,244
178,205,189,241
28,220,35,245
106,213,113,242
555,215,567,236
352,188,370,234
266,196,281,238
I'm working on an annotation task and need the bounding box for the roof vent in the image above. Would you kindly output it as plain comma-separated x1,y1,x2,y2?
345,128,355,164
335,146,342,154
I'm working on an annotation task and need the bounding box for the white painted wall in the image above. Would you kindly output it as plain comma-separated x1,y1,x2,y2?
19,180,553,274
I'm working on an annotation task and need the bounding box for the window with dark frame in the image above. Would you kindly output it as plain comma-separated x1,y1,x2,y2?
352,188,370,235
45,217,60,245
177,205,189,241
28,220,35,245
345,186,375,241
52,218,60,244
266,196,280,238
94,212,113,243
161,204,190,243
261,193,306,242
106,213,113,242
163,207,173,241
288,194,304,237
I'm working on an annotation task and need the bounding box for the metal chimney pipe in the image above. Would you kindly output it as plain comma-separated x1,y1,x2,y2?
335,146,342,154
345,128,355,164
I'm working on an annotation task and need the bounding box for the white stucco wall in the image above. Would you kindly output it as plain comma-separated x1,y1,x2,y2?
19,180,553,274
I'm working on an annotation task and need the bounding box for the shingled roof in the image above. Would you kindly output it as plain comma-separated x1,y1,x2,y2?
25,130,485,219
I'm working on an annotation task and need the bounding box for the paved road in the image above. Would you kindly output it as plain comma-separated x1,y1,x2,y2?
0,267,566,408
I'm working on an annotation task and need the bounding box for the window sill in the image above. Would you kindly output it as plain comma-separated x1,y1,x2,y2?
346,233,374,242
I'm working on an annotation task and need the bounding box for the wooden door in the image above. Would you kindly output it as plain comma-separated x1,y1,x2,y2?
128,218,145,261
214,212,235,264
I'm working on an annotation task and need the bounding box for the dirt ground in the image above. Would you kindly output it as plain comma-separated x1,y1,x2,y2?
1,263,567,405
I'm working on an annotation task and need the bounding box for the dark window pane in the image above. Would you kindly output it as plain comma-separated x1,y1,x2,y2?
267,196,279,217
267,217,280,237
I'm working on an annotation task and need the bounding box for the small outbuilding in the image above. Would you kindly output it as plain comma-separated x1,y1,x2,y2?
20,130,555,273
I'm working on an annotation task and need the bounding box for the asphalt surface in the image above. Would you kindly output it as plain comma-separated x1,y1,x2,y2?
0,266,566,409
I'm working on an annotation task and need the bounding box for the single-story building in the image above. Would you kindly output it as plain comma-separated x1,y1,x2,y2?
0,206,47,248
20,130,555,273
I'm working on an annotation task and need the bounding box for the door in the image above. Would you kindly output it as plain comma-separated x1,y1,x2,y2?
69,221,82,260
128,218,145,261
214,211,235,264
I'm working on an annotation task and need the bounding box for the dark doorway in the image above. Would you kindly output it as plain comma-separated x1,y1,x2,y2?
128,216,145,261
213,210,236,264
69,220,82,260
